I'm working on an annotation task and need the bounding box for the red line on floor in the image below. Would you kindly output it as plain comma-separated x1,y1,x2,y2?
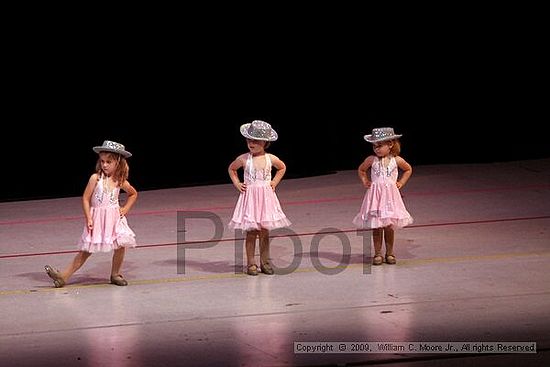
1,215,549,259
1,184,549,226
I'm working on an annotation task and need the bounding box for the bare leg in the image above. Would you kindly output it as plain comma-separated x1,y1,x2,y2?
372,228,383,256
383,226,396,264
259,229,270,265
111,247,126,277
45,251,92,287
383,226,395,255
245,230,258,266
62,251,92,281
259,229,274,274
109,247,129,285
245,230,259,275
372,228,383,265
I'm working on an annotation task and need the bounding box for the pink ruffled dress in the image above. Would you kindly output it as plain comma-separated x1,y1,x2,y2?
353,156,413,229
77,175,136,253
229,153,291,231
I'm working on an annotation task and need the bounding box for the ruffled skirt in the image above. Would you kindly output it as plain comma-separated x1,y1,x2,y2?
77,206,136,253
353,183,413,229
229,184,291,231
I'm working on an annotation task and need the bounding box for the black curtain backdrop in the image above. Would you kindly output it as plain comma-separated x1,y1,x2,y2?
4,102,547,202
3,38,547,202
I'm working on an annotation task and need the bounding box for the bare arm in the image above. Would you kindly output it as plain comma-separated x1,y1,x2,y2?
119,180,138,217
82,174,99,231
269,154,286,191
228,154,246,193
357,156,374,188
395,156,412,189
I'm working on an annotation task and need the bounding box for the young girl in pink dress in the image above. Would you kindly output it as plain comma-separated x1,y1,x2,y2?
228,120,291,275
45,140,138,287
353,127,413,265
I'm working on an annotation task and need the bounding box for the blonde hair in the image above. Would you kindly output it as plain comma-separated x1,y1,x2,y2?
95,152,130,186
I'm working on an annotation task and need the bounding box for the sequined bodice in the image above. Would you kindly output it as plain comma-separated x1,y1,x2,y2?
244,153,272,185
371,156,398,184
92,175,120,207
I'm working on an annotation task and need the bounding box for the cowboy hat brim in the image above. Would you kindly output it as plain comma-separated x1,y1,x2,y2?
92,146,132,158
364,134,402,143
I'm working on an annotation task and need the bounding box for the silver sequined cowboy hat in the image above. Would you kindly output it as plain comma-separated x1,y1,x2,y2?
240,120,278,141
92,140,132,158
364,127,402,143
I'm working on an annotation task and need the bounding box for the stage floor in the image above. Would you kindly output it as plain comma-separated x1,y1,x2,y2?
1,158,549,366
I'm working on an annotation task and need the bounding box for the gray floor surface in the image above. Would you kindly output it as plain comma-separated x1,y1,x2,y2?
1,158,549,366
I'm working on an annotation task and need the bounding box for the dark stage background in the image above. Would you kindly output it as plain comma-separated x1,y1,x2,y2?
2,7,548,202
3,93,547,202
3,43,547,202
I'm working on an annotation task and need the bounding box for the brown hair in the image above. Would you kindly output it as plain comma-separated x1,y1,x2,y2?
389,139,401,156
95,152,130,186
